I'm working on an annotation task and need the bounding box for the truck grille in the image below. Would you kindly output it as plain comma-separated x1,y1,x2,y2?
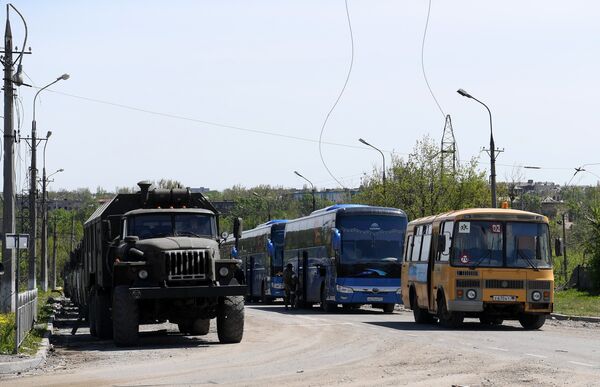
165,249,209,280
485,279,524,289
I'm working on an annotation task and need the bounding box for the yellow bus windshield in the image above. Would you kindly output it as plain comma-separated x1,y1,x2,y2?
451,221,551,269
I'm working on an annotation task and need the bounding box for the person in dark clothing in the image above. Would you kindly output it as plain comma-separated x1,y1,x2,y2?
283,263,296,310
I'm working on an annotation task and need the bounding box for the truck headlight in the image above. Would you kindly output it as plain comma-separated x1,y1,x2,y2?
336,285,354,294
466,289,477,300
138,269,148,280
531,291,542,301
219,266,230,277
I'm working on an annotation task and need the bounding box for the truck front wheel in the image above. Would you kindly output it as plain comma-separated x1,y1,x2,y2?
112,286,139,347
217,296,244,344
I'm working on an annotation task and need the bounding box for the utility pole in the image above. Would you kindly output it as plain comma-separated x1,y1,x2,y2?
70,213,75,253
1,8,16,313
562,212,568,282
28,114,37,290
51,217,57,290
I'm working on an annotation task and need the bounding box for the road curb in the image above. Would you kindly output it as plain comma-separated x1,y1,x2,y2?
551,313,600,323
0,314,54,374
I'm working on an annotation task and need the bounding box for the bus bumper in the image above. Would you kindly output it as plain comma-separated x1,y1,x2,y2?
448,300,483,312
336,291,401,305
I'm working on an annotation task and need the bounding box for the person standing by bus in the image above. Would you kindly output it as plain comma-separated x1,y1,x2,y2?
283,263,295,310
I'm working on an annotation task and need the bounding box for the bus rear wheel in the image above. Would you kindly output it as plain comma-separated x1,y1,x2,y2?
382,303,395,314
519,314,546,330
437,294,463,328
411,291,434,324
321,286,337,313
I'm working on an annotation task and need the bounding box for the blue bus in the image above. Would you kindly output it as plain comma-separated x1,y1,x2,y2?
223,220,287,303
283,204,407,312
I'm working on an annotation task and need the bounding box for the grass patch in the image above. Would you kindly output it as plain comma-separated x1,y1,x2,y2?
0,289,60,355
554,288,600,317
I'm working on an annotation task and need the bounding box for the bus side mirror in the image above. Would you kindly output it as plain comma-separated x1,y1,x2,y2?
331,228,341,252
266,239,275,257
554,238,563,256
437,235,446,252
0,262,4,276
233,217,243,239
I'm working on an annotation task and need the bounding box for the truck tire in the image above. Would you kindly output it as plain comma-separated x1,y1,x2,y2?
382,303,395,314
519,314,546,330
95,288,113,339
112,286,139,347
217,296,244,344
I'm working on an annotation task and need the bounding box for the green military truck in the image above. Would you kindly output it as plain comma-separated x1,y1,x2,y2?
71,181,245,346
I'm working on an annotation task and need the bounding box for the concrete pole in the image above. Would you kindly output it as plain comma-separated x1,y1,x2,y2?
1,10,16,313
28,118,37,290
40,166,47,291
51,218,58,290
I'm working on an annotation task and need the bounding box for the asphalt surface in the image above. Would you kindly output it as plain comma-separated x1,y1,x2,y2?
2,301,599,386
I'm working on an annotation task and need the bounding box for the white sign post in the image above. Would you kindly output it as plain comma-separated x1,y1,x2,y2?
5,233,29,354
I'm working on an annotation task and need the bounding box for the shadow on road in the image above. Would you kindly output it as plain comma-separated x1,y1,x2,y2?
365,320,523,332
52,300,218,352
249,305,396,316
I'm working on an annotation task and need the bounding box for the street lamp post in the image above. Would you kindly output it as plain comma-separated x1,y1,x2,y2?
252,192,271,221
28,73,69,289
41,165,63,292
358,138,386,198
294,170,316,212
457,88,498,208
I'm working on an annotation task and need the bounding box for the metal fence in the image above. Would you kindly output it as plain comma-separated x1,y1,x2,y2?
16,289,38,349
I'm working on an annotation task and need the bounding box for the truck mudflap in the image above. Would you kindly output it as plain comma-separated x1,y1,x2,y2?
129,285,247,300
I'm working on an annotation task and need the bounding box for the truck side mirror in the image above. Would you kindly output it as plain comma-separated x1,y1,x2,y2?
233,217,243,239
554,238,563,257
437,234,446,252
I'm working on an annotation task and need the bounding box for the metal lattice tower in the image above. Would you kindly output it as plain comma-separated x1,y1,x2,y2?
440,114,459,173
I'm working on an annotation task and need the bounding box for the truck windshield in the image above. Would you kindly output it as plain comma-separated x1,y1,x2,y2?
451,221,551,268
337,214,406,278
127,213,214,240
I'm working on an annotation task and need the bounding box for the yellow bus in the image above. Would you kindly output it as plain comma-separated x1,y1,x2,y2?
401,208,554,329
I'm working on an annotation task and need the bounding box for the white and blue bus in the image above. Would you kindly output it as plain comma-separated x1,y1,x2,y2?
283,204,407,312
223,220,287,303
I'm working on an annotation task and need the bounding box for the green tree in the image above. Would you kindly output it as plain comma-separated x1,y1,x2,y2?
354,136,490,220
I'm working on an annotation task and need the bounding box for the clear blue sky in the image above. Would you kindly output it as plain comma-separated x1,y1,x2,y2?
6,0,599,192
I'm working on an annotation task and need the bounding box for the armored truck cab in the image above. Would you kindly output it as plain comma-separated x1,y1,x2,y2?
75,181,245,346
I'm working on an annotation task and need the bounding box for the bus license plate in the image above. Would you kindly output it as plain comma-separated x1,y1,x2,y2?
367,297,384,302
492,295,516,302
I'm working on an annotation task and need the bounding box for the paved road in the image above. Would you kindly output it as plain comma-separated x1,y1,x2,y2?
3,301,599,386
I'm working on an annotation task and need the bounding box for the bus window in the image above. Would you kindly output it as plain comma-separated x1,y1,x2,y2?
506,222,551,268
420,224,432,262
439,221,454,262
405,234,413,261
411,226,423,261
452,221,503,267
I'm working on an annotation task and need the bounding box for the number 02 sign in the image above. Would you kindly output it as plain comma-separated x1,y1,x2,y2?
491,224,502,233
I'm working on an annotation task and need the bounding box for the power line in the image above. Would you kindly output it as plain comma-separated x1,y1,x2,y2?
318,0,354,189
421,0,445,118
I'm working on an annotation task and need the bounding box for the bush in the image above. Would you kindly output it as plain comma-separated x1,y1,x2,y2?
0,313,15,354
